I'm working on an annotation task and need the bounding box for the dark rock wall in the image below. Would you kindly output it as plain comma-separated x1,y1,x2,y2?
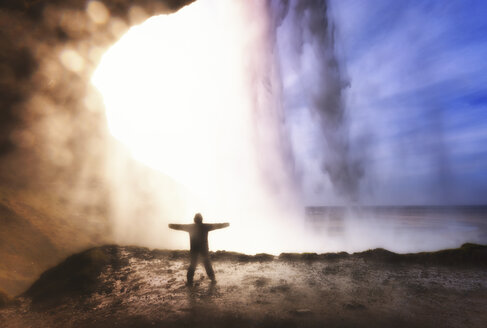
0,0,194,186
0,0,194,296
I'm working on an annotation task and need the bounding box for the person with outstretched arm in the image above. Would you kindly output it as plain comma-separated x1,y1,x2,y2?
168,213,229,285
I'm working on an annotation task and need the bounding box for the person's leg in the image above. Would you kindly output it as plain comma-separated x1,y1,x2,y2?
203,253,216,282
187,252,198,285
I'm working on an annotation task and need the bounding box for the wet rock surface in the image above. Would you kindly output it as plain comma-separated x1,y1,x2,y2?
1,244,486,327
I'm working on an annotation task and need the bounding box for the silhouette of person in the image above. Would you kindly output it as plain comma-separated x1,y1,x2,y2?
168,213,229,285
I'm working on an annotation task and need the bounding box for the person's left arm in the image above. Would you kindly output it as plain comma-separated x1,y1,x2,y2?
207,223,230,231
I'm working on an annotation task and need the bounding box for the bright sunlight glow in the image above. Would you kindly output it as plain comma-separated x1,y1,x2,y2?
91,0,306,254
92,2,251,196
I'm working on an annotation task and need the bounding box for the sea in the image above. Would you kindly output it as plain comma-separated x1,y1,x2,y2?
304,206,487,253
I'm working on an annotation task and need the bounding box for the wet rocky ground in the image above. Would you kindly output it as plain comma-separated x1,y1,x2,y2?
1,244,486,328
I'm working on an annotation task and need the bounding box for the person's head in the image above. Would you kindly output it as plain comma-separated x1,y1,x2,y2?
194,213,203,224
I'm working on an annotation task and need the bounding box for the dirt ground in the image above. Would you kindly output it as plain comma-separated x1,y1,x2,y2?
1,245,486,328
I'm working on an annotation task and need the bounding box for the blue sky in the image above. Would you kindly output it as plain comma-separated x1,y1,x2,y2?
276,0,487,205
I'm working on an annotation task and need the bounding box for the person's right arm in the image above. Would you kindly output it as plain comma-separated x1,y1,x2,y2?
168,224,190,231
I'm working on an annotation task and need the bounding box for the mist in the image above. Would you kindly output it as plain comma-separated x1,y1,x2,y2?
90,0,487,254
92,0,308,255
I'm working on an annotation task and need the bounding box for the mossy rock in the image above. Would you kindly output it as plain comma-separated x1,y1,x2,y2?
23,245,123,306
355,243,487,267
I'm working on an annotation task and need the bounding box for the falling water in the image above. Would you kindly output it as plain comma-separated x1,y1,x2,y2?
268,0,364,203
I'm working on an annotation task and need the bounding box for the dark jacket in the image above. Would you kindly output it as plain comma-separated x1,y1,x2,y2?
168,222,229,252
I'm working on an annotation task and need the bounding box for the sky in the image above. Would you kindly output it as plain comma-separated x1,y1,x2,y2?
274,0,487,205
